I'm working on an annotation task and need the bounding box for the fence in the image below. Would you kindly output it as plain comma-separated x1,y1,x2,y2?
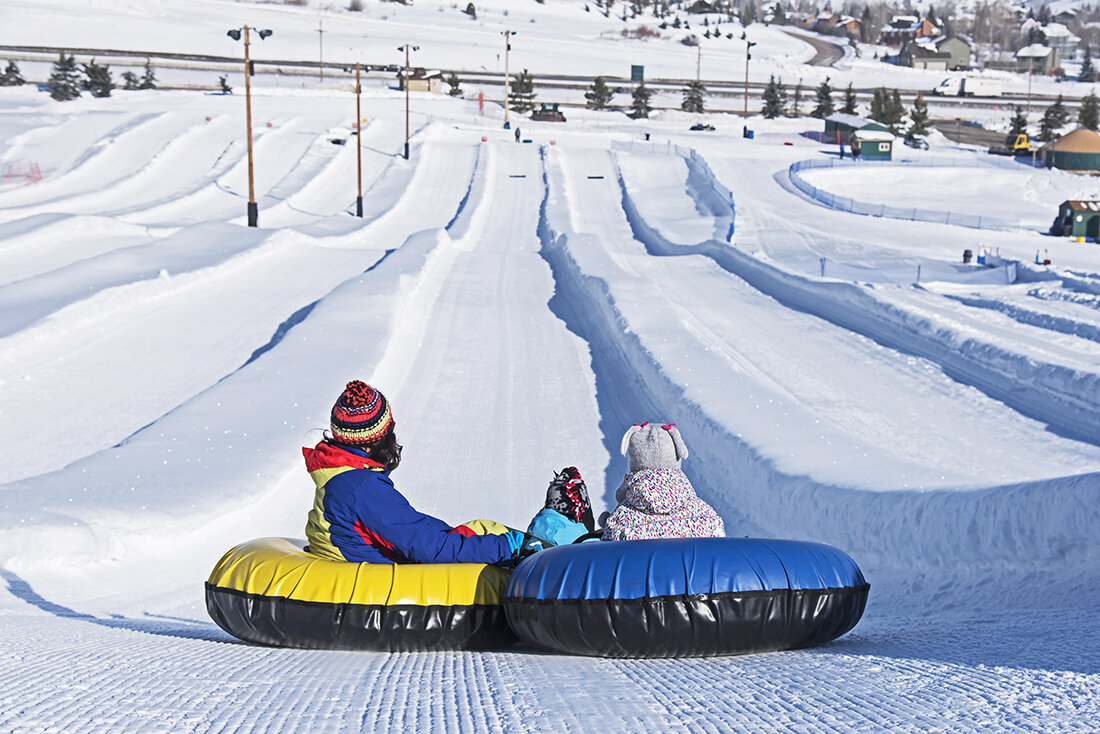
788,157,1028,230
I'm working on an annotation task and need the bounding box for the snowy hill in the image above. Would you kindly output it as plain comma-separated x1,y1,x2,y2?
1,1,1100,731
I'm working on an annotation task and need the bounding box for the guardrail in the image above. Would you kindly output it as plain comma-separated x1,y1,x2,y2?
788,156,1030,230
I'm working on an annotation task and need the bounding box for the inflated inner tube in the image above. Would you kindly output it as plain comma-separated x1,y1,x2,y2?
504,537,868,658
205,537,515,651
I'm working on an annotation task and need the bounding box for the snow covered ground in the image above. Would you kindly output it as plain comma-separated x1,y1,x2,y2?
2,1,1100,732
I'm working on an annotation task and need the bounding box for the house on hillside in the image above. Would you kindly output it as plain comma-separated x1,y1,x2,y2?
935,37,972,69
899,42,951,70
1042,23,1081,60
1016,44,1061,74
813,13,861,38
398,68,443,93
686,1,719,13
880,15,941,46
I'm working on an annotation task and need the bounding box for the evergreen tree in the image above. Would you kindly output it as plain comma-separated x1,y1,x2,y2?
811,76,834,119
1079,91,1100,131
508,68,537,112
47,52,81,101
908,90,930,136
788,79,803,117
1048,94,1069,127
841,82,857,114
1007,105,1029,141
445,71,462,97
1038,105,1060,142
630,82,653,118
0,60,25,86
870,88,885,121
585,76,614,109
884,89,906,133
121,71,141,90
681,79,706,113
1081,45,1096,83
761,75,787,118
140,60,157,90
82,58,114,98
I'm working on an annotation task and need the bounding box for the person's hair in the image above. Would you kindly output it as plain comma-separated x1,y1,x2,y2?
369,429,402,471
325,427,401,471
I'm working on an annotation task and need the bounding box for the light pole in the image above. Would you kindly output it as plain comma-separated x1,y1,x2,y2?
318,20,325,82
742,33,757,138
227,25,273,227
502,30,514,129
398,44,419,160
354,63,363,216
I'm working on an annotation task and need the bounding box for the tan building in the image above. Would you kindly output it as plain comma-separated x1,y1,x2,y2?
398,68,443,93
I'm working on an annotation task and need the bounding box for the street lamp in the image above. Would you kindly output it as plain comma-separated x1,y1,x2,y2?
398,44,419,160
742,32,757,138
227,25,273,227
501,30,515,129
343,63,365,217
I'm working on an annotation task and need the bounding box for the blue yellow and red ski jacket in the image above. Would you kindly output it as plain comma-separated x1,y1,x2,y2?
303,440,512,564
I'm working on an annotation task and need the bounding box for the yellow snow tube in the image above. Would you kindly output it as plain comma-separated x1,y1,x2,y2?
205,537,515,651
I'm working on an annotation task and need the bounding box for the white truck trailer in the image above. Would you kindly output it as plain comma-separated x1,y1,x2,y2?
931,77,1003,97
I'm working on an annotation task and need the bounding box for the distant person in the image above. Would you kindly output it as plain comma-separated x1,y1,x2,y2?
601,423,724,541
304,381,531,564
514,126,521,142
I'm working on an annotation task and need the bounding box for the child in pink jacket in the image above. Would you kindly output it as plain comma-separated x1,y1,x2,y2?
601,423,725,541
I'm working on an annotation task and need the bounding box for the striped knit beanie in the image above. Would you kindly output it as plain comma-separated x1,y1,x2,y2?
330,381,394,446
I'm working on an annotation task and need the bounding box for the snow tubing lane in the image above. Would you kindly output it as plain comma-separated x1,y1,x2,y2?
503,537,869,658
205,537,516,651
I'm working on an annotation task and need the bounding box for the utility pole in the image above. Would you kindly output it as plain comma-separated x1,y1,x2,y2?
318,20,325,82
398,44,419,160
502,30,514,129
742,33,757,138
355,62,363,217
227,24,274,226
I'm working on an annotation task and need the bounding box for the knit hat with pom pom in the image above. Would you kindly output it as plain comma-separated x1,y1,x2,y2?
330,381,394,446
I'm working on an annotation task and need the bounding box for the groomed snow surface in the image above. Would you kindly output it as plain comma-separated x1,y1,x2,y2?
3,1,1100,732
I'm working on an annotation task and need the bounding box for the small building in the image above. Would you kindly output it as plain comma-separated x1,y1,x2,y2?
851,129,895,160
1042,23,1080,60
1015,44,1061,75
880,16,941,46
935,36,972,69
823,113,890,144
1051,200,1100,238
1042,128,1100,173
398,68,443,93
899,42,951,70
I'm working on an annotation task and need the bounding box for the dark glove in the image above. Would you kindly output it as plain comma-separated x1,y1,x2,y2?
544,467,595,532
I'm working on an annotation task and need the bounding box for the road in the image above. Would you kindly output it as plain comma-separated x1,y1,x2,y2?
783,30,845,67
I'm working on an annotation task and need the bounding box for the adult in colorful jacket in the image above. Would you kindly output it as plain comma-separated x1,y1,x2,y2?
304,380,528,564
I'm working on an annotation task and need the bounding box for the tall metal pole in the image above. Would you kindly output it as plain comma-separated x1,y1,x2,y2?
318,20,324,82
1027,58,1033,117
404,45,410,160
356,62,363,217
243,25,258,227
503,30,511,129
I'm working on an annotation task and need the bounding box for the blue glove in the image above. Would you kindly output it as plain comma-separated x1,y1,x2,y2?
504,529,527,555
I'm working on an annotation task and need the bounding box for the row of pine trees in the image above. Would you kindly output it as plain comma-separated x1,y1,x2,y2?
0,54,157,101
17,52,1100,141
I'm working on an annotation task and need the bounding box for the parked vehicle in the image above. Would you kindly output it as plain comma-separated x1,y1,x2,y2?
903,133,929,150
931,77,1003,97
530,102,566,122
989,133,1033,156
690,123,716,131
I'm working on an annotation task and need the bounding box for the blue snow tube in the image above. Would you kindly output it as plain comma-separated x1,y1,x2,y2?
503,537,868,658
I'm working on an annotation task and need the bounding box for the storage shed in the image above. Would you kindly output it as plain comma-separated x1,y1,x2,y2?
1051,200,1100,238
1042,128,1100,173
851,129,895,160
823,114,890,147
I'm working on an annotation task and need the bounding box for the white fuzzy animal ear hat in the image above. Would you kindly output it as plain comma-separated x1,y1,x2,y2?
621,422,689,473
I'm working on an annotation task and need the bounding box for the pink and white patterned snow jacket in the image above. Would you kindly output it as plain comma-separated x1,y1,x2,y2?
601,468,725,542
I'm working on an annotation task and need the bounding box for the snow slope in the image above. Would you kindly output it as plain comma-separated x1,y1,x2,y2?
2,1,1100,732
